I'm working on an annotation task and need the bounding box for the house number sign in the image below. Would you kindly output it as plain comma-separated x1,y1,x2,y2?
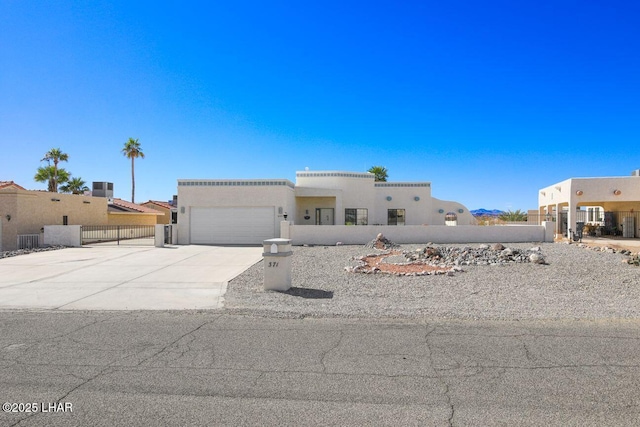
267,261,279,267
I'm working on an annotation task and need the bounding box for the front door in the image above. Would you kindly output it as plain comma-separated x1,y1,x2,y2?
315,208,334,225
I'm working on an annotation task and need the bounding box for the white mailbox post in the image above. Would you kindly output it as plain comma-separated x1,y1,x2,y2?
263,238,292,291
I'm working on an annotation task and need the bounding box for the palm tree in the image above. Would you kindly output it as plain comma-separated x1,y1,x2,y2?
122,138,145,203
41,148,69,192
34,166,70,192
60,177,89,194
367,166,388,182
498,209,528,222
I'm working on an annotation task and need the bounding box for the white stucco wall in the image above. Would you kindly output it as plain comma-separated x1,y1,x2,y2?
283,222,553,245
429,197,475,225
539,177,640,209
373,183,431,225
44,225,81,247
176,179,296,244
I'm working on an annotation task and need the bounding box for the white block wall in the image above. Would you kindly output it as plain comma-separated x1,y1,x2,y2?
282,222,554,245
43,225,82,247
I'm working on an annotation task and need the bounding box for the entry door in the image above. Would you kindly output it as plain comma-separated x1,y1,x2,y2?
315,208,334,225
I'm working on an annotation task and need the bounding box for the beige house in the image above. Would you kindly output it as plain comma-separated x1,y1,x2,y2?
539,170,640,238
0,183,163,251
177,170,472,245
107,199,163,226
141,200,177,224
1,183,108,251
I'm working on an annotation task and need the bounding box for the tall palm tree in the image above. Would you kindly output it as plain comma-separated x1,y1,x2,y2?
122,138,145,203
34,166,70,192
60,177,89,195
367,166,388,182
41,148,69,192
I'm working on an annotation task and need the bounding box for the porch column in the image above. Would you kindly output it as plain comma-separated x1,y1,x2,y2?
567,204,575,241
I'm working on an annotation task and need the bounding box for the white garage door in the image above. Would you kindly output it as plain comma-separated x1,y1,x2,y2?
190,207,276,244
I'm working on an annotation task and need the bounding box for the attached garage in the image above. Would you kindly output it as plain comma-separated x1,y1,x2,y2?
190,207,276,244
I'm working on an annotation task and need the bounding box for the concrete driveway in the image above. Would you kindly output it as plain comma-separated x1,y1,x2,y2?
0,245,263,310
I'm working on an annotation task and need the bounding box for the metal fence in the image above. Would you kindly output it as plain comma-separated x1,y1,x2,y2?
17,234,40,250
81,225,155,245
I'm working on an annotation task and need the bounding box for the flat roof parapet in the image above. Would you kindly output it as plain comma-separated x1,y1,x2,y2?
375,182,431,187
178,179,295,188
296,171,375,179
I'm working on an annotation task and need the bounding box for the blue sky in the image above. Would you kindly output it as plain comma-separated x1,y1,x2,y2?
1,1,639,210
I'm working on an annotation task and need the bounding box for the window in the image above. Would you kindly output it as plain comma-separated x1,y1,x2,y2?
387,209,405,225
445,212,457,222
345,208,368,225
588,207,601,223
445,212,457,226
62,215,68,225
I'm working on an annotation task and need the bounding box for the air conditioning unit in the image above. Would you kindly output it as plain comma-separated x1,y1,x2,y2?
92,182,114,198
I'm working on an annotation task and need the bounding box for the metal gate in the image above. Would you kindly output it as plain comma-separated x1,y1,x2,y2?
81,225,155,246
17,234,40,249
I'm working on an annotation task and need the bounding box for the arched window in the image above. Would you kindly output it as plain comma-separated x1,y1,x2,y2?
445,212,458,226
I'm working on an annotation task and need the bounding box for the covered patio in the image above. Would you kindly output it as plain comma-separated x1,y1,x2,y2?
539,175,640,239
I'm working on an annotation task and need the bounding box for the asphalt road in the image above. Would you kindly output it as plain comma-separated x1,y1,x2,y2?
1,312,640,426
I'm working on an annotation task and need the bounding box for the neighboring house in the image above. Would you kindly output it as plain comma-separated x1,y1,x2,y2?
0,183,108,252
0,183,163,251
539,170,640,238
107,198,163,226
0,181,26,191
141,200,177,224
177,170,472,245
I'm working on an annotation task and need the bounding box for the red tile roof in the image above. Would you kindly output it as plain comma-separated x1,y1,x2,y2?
111,198,163,214
142,200,174,210
0,181,26,190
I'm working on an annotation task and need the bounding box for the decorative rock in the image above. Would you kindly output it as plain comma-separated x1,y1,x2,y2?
402,245,546,267
0,246,67,259
492,243,505,251
500,248,514,257
364,233,400,250
529,253,546,264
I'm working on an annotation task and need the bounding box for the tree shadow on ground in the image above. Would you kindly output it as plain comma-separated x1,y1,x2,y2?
280,287,334,299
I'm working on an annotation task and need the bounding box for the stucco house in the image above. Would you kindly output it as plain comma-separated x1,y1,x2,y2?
539,170,640,238
141,200,177,224
0,183,163,251
107,198,163,226
1,183,108,251
177,170,472,245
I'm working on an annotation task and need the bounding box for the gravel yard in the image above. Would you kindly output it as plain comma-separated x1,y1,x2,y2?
225,242,640,320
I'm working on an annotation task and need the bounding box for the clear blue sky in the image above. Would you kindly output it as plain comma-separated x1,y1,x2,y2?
2,1,639,211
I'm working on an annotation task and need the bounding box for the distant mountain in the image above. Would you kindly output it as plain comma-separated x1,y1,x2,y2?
470,208,505,217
